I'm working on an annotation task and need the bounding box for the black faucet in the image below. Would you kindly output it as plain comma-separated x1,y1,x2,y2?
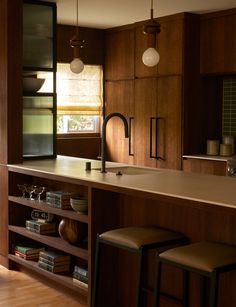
101,112,129,173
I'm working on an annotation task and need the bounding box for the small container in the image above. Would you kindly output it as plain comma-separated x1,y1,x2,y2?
85,162,91,171
220,144,233,156
206,140,219,155
222,135,235,154
227,157,236,176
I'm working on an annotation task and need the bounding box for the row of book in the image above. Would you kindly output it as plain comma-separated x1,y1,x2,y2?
73,265,88,289
46,191,78,209
25,219,56,235
14,244,88,285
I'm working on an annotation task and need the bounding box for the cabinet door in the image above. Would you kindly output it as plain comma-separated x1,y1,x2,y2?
105,80,134,164
105,29,135,80
134,78,157,167
135,17,183,77
201,12,236,74
156,76,182,170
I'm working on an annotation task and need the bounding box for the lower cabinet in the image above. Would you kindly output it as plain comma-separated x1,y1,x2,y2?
182,158,227,176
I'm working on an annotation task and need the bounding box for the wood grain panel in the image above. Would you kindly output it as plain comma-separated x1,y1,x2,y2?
105,29,135,80
200,9,236,74
105,80,134,164
182,158,227,176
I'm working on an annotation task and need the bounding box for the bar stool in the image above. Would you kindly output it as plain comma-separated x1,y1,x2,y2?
92,226,188,307
153,241,236,307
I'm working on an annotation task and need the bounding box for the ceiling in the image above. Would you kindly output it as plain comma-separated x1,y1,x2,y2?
54,0,236,29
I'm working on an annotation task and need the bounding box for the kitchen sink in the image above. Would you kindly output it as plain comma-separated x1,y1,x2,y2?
93,166,160,175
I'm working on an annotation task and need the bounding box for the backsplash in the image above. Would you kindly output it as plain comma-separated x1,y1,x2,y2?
223,78,236,136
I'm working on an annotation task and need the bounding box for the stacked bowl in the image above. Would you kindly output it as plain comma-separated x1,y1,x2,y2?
70,196,88,214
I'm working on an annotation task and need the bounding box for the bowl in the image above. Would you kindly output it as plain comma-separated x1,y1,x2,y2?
70,197,88,214
23,77,45,93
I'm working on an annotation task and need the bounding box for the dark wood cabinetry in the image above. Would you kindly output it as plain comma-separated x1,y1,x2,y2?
105,28,135,80
200,9,236,74
183,158,226,176
105,13,199,170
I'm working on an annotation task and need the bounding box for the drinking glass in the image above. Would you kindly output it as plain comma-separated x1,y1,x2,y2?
17,184,27,198
25,184,35,200
33,185,46,202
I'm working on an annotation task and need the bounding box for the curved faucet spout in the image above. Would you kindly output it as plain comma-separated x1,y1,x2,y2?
101,112,129,173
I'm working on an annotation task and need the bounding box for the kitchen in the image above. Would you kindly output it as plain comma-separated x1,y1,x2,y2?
0,0,236,306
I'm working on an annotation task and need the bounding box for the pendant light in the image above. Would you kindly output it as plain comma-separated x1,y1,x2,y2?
70,0,85,74
142,0,160,67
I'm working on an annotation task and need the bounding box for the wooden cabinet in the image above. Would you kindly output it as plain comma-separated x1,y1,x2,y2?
182,158,226,176
105,80,134,164
135,16,183,77
134,76,182,169
200,9,236,74
105,28,135,80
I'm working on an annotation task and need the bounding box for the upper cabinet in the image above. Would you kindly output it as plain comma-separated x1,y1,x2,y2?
23,0,57,159
105,28,135,80
135,16,183,77
200,9,236,74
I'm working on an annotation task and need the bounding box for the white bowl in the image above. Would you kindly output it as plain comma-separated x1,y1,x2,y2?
23,77,45,93
70,197,88,214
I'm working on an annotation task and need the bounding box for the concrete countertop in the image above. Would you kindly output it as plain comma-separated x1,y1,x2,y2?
8,155,236,210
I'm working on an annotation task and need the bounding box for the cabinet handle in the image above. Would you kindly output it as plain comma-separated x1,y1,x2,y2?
150,117,164,160
129,117,134,156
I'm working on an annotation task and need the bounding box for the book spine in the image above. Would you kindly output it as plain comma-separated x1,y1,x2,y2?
39,256,70,266
38,260,70,273
39,251,70,263
73,272,88,284
26,220,56,231
74,266,88,277
26,226,56,234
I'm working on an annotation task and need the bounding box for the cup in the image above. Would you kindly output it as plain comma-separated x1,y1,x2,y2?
222,135,235,154
206,140,219,155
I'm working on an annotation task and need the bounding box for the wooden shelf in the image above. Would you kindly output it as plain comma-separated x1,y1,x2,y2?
9,225,88,260
9,196,89,224
8,254,88,297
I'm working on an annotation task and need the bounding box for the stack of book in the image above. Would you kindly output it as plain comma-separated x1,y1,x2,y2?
38,250,71,273
73,265,88,289
14,244,45,260
46,191,77,209
25,219,56,235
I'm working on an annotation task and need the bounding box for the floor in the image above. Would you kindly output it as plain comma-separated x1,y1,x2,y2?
0,266,86,307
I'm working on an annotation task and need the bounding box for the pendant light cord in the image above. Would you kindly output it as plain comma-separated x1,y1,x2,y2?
150,0,154,19
76,0,79,36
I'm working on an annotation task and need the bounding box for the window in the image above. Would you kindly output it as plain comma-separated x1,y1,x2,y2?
39,64,103,134
223,78,236,136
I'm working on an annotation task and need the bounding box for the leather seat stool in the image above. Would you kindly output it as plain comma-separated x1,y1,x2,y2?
92,226,187,307
153,241,236,307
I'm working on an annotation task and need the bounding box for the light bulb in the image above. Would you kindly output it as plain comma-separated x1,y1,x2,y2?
142,47,160,67
70,58,84,74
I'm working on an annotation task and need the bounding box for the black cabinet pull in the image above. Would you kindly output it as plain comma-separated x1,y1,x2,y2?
129,117,134,156
150,117,164,160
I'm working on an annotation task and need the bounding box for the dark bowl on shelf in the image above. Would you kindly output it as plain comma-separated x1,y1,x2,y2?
23,77,45,93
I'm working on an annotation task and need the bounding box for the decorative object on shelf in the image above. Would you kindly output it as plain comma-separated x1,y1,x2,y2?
70,196,88,214
142,0,160,67
31,209,54,222
58,218,80,244
38,250,71,273
17,184,27,198
223,135,235,154
220,143,233,156
69,0,84,74
25,219,56,235
23,77,45,93
14,244,45,261
206,139,219,156
227,157,236,177
46,190,78,209
33,185,46,201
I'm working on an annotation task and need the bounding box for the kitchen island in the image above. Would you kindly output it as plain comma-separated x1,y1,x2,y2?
7,156,236,307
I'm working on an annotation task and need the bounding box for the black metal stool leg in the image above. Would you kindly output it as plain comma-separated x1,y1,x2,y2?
183,270,189,307
209,270,219,307
136,248,144,307
153,257,162,307
92,235,101,307
200,275,208,307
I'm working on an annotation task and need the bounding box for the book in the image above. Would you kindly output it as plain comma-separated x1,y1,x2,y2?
46,191,77,201
39,256,70,266
25,220,56,231
38,260,70,273
39,250,70,263
15,250,40,260
26,226,56,235
15,244,45,255
72,278,88,289
74,265,88,277
73,272,88,284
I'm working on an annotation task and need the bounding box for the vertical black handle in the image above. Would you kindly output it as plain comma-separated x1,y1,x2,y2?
150,117,156,158
150,117,164,160
129,117,134,156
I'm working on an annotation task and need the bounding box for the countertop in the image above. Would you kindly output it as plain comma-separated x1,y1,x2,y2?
7,155,236,210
